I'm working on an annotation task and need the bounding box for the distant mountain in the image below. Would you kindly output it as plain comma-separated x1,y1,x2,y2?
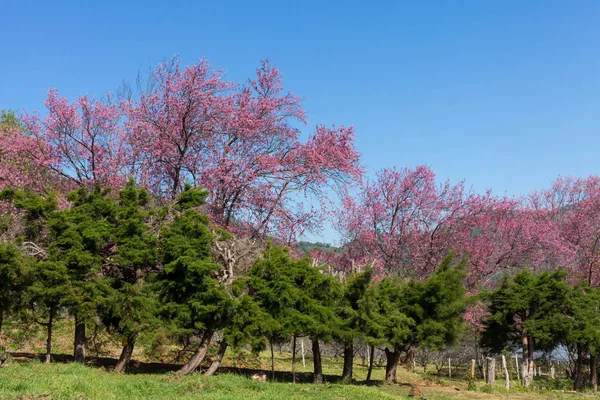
294,241,340,255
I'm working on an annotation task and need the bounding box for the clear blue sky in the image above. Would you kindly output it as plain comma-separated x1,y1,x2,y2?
2,0,600,199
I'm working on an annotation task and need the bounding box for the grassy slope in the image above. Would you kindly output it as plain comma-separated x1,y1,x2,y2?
0,362,396,400
0,359,593,400
0,320,594,399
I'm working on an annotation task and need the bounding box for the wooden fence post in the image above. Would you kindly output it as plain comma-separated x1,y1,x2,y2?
482,355,486,381
502,355,510,390
486,357,496,387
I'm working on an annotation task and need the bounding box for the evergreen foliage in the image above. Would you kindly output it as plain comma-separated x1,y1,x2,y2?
481,270,570,387
0,244,29,341
10,179,600,390
248,244,342,382
481,270,570,353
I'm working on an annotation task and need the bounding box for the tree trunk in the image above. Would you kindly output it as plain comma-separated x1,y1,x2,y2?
270,338,275,381
574,343,586,391
0,308,3,338
176,330,214,376
45,314,53,364
204,338,228,376
384,347,401,382
366,344,375,383
591,353,597,393
291,335,297,383
312,339,323,384
521,332,534,388
114,333,136,373
342,342,353,382
73,317,86,364
486,357,496,387
405,348,414,370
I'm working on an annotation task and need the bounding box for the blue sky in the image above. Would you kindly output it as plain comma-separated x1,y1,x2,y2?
2,1,600,222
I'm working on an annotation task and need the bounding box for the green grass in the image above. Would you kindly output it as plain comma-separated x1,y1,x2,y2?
0,321,595,400
0,360,594,400
0,362,410,400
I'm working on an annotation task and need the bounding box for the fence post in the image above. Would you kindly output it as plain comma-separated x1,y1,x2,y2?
502,355,510,390
486,357,496,387
482,355,486,381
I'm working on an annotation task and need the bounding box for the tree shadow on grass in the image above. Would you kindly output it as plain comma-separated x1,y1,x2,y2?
9,352,180,374
8,352,395,386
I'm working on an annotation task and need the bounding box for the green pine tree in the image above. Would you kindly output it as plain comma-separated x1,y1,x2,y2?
25,260,70,363
0,244,29,348
481,269,570,388
248,244,343,383
98,180,158,372
302,260,342,384
248,245,306,381
373,277,414,382
337,269,377,383
46,185,118,363
154,184,228,376
374,253,468,383
564,284,600,392
0,187,62,359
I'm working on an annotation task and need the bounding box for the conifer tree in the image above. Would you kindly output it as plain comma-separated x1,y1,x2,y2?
248,245,306,380
481,270,570,388
248,245,342,383
375,253,468,382
403,254,468,352
46,186,118,363
98,180,158,372
154,184,228,376
337,269,376,382
302,262,342,384
25,260,70,363
204,277,271,376
564,285,600,391
359,281,386,383
374,278,414,382
0,244,29,343
0,188,63,360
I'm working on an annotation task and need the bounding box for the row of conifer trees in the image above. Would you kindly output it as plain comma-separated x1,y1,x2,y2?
1,181,599,392
0,181,467,383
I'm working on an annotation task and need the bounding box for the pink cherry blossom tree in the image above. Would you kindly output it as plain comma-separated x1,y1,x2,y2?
336,165,472,278
3,57,362,246
121,57,231,198
0,117,56,193
452,194,564,289
124,57,362,242
22,89,127,190
532,175,600,285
